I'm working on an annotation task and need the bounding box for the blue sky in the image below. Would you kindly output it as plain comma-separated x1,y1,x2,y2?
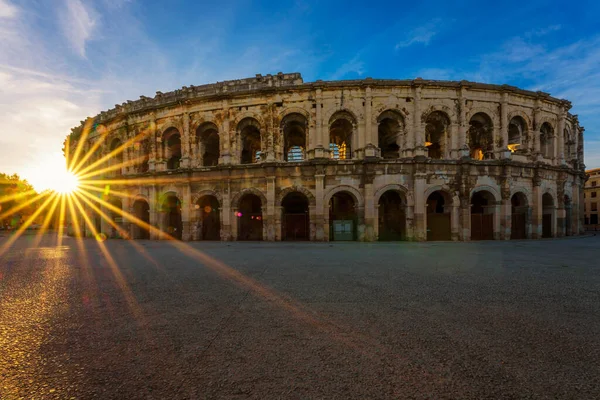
1,0,599,187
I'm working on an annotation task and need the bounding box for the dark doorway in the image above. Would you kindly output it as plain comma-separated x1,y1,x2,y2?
510,193,528,240
163,194,182,240
427,191,451,241
378,191,406,240
542,193,554,238
196,196,220,240
133,199,150,239
329,192,356,241
471,191,495,240
238,194,263,240
282,192,309,240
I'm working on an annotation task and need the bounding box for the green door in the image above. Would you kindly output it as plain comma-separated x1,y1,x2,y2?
333,220,353,241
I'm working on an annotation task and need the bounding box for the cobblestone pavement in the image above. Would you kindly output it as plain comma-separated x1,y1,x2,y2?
1,234,599,399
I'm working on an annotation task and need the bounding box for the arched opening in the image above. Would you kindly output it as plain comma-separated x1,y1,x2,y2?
378,111,403,159
468,112,494,160
132,199,150,239
378,191,406,241
281,192,309,240
163,128,182,170
237,194,263,240
197,123,220,167
470,191,495,240
329,112,354,160
542,193,554,238
540,122,554,159
161,194,182,240
195,195,220,240
425,111,450,160
329,192,356,241
137,139,150,173
510,193,528,240
508,116,527,153
564,127,574,161
564,195,572,236
109,138,123,176
282,113,307,162
238,118,261,164
426,191,451,241
108,198,123,238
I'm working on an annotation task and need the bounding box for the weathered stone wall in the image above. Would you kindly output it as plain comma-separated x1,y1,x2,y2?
69,73,586,241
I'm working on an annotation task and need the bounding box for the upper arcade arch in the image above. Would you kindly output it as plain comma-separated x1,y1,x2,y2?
328,110,357,160
237,117,262,164
196,122,220,167
424,110,451,160
281,113,308,162
468,112,494,160
377,110,405,159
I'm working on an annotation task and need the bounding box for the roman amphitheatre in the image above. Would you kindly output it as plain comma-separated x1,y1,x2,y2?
67,72,586,241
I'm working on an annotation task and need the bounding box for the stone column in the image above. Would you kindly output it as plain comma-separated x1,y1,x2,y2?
221,187,232,241
501,184,511,240
557,109,566,165
149,185,159,240
182,184,191,241
452,199,461,241
308,205,317,241
121,196,130,239
181,112,191,168
531,176,542,239
413,174,427,241
457,86,469,158
413,85,425,157
315,173,326,240
500,93,510,159
220,104,232,165
363,182,375,241
148,117,157,172
266,175,276,240
460,194,470,241
533,105,541,156
314,89,327,159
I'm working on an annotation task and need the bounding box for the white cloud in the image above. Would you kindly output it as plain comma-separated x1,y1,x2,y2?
525,24,561,38
0,0,17,18
395,18,442,49
60,0,97,57
330,55,365,80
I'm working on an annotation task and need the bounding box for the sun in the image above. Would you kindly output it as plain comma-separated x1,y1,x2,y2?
22,152,81,194
54,170,80,194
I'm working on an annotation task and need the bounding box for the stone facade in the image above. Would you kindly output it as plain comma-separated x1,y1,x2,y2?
584,168,600,229
67,72,586,241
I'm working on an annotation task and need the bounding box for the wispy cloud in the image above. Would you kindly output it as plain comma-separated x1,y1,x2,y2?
395,18,442,49
475,34,600,167
525,24,561,39
0,0,17,18
60,0,97,57
330,55,365,80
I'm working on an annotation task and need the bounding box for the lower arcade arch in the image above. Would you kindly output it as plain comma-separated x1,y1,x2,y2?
281,192,310,241
426,191,451,241
510,192,529,240
195,195,221,240
160,193,182,240
542,193,554,238
470,190,495,240
237,194,263,240
329,191,357,241
378,190,406,241
132,199,150,239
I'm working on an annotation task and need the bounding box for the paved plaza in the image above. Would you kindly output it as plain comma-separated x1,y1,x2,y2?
1,234,599,399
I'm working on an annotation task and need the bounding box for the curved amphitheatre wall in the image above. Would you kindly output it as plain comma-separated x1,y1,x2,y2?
68,72,586,242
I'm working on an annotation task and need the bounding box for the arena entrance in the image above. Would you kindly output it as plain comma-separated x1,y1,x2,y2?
510,193,528,240
329,192,356,241
133,199,150,239
238,194,263,240
426,191,451,241
109,198,123,238
470,191,495,240
542,193,554,238
281,192,309,241
378,191,406,241
162,194,182,240
195,196,220,240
